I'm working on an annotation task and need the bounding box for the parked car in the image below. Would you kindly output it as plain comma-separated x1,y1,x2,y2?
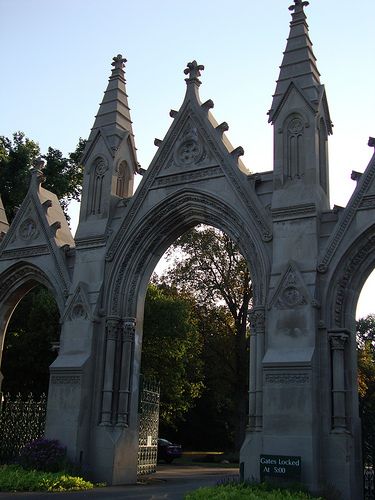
157,438,182,463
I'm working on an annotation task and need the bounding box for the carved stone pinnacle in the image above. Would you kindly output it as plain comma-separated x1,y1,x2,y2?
112,54,127,70
184,60,204,81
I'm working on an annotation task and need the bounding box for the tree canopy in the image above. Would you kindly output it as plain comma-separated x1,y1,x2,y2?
160,226,253,450
357,314,375,466
141,283,204,430
0,132,85,222
1,285,60,396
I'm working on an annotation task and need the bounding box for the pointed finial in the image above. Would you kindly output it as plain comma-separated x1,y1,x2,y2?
30,157,45,187
289,0,309,12
112,54,127,70
184,60,204,84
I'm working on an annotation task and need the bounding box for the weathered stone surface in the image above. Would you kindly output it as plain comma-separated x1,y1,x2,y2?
0,3,371,498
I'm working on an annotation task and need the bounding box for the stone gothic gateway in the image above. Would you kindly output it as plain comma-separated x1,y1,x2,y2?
0,2,372,497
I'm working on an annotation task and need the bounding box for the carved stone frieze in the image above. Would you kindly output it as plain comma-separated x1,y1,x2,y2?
271,203,316,221
265,373,309,384
0,245,49,260
51,375,81,385
151,166,223,190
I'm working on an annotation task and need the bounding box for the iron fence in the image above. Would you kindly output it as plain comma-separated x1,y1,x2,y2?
137,378,160,476
365,467,375,499
0,392,47,463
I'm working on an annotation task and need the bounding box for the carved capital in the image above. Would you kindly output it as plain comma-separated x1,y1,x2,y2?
106,318,121,341
248,307,265,333
123,317,136,342
329,331,349,350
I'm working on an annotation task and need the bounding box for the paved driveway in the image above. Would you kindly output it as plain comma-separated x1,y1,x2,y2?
0,464,239,500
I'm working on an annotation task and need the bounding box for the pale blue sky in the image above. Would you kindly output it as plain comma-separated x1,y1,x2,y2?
1,0,374,316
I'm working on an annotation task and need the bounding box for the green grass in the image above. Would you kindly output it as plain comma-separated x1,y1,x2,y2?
185,483,323,500
0,465,101,492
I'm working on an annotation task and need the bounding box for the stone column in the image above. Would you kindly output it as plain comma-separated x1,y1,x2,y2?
248,307,265,431
248,310,257,431
100,318,121,426
329,330,349,432
116,318,136,426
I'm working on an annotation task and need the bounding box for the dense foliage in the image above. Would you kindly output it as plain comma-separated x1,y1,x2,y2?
0,131,84,222
142,283,204,429
161,226,252,450
0,465,96,492
1,285,60,396
357,314,375,466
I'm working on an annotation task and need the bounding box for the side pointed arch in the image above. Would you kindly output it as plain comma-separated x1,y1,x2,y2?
0,262,65,375
325,224,375,331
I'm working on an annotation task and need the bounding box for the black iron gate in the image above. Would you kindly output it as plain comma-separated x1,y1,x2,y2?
0,393,47,463
365,467,375,499
137,378,160,476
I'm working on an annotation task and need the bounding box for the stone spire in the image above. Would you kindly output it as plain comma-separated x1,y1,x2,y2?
268,1,329,129
77,54,140,240
270,0,332,210
84,54,138,172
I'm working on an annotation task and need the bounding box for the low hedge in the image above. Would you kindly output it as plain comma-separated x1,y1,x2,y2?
0,465,97,492
185,483,323,500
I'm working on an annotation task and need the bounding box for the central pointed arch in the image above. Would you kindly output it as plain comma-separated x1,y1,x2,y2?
105,188,270,318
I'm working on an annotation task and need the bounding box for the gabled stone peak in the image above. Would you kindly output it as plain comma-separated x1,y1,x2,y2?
84,54,138,170
27,161,75,248
268,0,322,123
178,60,247,172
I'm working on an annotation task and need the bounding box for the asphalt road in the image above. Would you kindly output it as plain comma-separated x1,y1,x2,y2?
0,464,240,500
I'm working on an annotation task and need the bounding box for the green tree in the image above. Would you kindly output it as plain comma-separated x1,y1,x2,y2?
142,283,204,431
173,304,239,451
161,226,253,450
1,285,60,396
0,132,85,222
0,132,85,396
357,315,375,466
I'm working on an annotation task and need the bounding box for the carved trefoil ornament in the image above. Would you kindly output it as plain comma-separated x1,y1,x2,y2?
19,218,38,241
172,125,206,168
268,261,310,310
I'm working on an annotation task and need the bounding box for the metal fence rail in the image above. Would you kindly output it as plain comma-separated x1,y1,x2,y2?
137,378,160,477
0,392,47,463
365,467,375,499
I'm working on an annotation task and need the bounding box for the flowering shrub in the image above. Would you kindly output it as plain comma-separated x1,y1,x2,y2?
18,438,67,472
0,465,97,492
